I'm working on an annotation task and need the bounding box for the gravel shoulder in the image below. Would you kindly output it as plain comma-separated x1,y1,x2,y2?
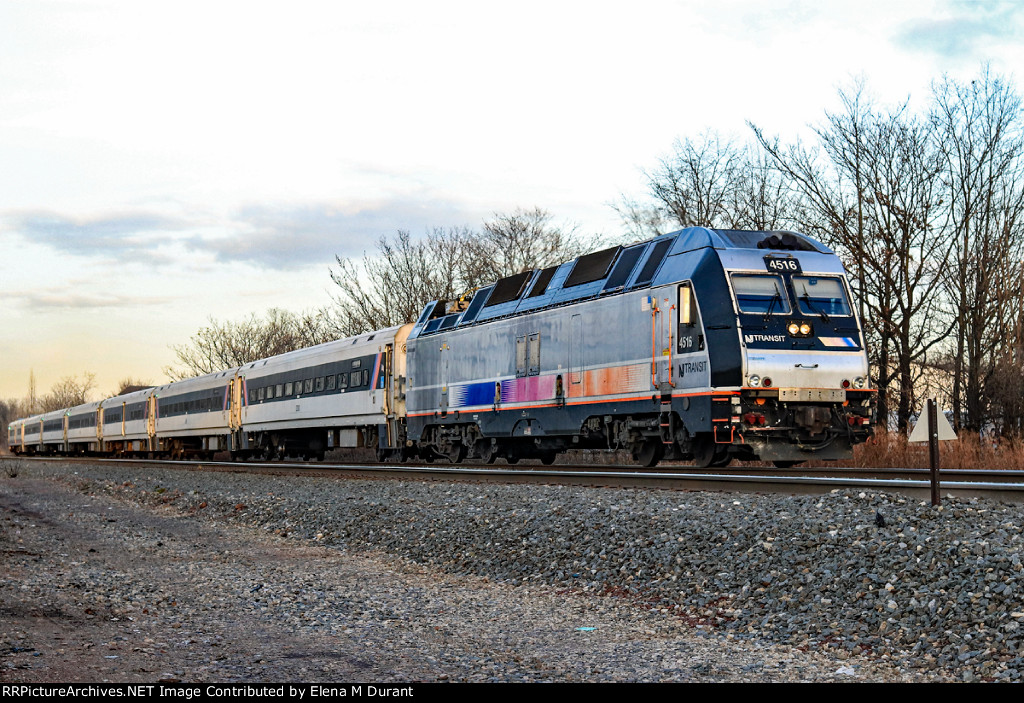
3,461,1009,682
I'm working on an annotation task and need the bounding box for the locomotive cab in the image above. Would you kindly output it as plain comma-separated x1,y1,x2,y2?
705,232,875,465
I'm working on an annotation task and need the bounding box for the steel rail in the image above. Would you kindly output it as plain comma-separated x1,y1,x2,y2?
14,455,1024,503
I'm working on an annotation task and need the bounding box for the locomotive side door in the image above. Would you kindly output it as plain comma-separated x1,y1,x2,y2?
569,314,584,396
651,289,675,393
439,346,449,414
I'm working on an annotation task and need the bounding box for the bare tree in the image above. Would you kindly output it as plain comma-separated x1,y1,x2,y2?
39,373,96,412
472,207,591,279
622,133,798,239
644,132,743,229
329,227,476,337
610,194,671,242
108,377,154,397
751,83,955,432
930,67,1024,432
166,308,335,380
729,147,800,231
329,209,597,336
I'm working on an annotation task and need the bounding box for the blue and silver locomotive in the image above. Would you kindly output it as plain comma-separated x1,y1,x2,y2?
404,227,875,467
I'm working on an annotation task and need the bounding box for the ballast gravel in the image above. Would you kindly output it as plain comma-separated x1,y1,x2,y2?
3,460,1023,682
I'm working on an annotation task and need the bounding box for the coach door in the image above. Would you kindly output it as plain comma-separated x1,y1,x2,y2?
147,395,157,439
381,344,395,447
229,376,243,431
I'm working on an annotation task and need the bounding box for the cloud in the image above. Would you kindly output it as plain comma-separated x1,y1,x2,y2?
19,290,173,311
194,198,482,269
5,211,184,259
2,197,485,272
896,1,1023,58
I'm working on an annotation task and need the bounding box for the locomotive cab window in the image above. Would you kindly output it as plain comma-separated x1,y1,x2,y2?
677,282,704,353
678,283,698,326
792,276,852,317
730,274,791,314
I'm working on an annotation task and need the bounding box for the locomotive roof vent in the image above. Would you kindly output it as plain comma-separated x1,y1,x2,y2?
755,231,819,252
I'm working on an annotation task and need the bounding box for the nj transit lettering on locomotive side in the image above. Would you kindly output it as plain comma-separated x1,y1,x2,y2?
677,360,708,379
744,334,787,343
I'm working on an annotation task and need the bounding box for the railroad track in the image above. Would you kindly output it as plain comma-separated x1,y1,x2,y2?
15,455,1024,503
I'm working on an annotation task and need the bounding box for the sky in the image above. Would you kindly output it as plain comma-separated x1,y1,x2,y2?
1,0,1022,401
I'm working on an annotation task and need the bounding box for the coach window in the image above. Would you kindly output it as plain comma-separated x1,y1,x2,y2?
316,377,325,392
285,382,293,396
276,384,284,397
730,274,791,314
304,379,313,394
249,390,257,403
362,369,370,386
338,373,348,389
258,387,266,402
326,375,336,391
267,386,275,400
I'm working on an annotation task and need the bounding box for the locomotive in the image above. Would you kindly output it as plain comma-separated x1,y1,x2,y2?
8,227,875,468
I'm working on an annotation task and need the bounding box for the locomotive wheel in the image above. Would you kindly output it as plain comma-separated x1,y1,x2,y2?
692,436,715,468
444,442,467,464
539,451,558,465
375,447,391,463
710,452,733,468
772,460,802,468
636,439,664,468
475,440,497,464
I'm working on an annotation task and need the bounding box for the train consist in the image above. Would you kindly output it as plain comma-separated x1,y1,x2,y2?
8,227,875,468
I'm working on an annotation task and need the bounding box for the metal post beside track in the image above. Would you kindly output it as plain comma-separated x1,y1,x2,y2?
928,398,940,507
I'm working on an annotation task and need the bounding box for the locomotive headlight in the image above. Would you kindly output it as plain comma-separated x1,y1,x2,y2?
748,374,761,387
854,376,866,389
799,323,812,336
787,322,800,335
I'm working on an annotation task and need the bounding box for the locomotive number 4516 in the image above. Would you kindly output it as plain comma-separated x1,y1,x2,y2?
764,256,802,273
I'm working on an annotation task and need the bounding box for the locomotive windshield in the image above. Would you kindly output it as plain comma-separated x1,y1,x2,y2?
792,276,852,316
730,274,791,314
